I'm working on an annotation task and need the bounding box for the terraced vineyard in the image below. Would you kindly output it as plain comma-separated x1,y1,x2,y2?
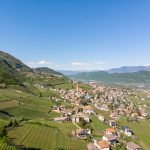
0,119,8,132
0,142,17,150
90,116,108,138
3,106,47,119
0,120,17,150
8,124,88,150
0,100,19,110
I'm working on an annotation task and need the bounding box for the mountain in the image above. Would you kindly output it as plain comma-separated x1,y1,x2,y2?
0,56,24,84
0,51,67,85
70,70,150,84
0,51,32,72
107,66,150,73
35,67,63,76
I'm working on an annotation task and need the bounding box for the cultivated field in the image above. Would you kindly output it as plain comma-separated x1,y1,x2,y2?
90,116,108,139
0,142,17,150
118,118,150,150
8,123,88,150
0,100,19,110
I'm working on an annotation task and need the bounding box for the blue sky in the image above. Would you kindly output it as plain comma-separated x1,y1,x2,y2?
0,0,150,70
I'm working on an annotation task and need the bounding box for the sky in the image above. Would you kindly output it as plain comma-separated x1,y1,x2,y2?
0,0,150,70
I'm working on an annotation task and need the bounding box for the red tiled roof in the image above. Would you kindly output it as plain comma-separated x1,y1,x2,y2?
98,141,109,148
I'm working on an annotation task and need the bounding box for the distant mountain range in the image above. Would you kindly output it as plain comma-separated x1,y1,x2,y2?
107,66,150,73
60,66,150,75
70,70,150,85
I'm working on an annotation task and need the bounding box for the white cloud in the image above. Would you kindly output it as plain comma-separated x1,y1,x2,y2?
38,60,52,65
69,61,105,70
94,61,105,65
71,62,90,66
26,60,59,68
26,60,105,70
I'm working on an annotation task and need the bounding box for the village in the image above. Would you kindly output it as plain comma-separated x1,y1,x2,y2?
47,82,150,150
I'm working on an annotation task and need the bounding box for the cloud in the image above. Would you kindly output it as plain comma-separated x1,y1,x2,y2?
71,62,90,66
26,60,59,68
38,60,52,65
26,60,105,70
69,61,105,70
94,61,105,65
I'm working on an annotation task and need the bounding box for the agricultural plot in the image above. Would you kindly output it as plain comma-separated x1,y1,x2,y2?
118,118,150,150
0,119,8,132
90,116,108,138
3,106,48,119
19,96,53,107
8,124,88,150
0,89,29,100
0,100,19,110
0,142,17,150
0,93,8,101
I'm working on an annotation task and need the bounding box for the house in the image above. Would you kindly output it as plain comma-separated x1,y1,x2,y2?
110,112,119,120
102,134,117,144
72,112,90,123
98,114,105,122
83,106,94,115
72,129,88,139
109,120,117,127
105,128,116,135
52,106,60,113
94,140,109,150
54,117,70,122
127,142,142,150
122,126,133,136
61,109,72,117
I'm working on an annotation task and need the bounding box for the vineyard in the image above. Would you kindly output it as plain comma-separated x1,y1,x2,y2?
8,123,88,150
0,143,17,150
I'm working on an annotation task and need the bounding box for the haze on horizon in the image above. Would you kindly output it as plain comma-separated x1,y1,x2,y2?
0,0,150,71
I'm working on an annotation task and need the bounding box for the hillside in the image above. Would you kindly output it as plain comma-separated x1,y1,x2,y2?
0,51,32,72
0,51,70,85
0,57,24,85
35,67,63,76
70,70,150,84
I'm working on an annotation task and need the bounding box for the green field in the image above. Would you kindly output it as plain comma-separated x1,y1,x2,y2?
90,116,108,139
0,100,19,110
0,142,17,150
8,123,88,150
118,118,150,150
3,106,48,119
0,119,8,132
